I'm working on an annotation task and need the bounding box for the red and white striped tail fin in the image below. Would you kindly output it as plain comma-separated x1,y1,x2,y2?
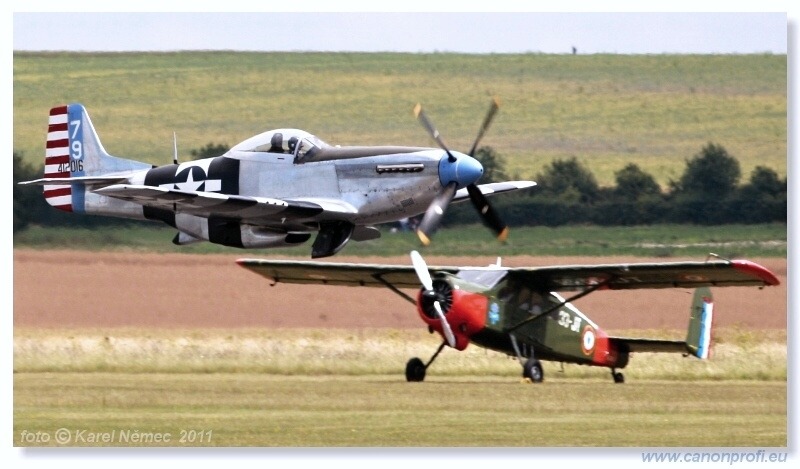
43,105,73,211
25,103,155,214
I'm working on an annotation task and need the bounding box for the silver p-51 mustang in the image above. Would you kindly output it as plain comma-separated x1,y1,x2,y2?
20,100,534,257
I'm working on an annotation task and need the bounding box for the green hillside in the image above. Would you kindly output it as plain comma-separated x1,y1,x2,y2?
13,52,786,187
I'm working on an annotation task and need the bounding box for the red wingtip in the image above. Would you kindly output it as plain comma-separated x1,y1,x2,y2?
732,260,781,286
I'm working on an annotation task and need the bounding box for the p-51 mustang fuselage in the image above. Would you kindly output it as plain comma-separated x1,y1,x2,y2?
21,103,533,258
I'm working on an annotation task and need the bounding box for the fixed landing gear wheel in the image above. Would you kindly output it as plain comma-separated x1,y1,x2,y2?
613,371,625,384
522,358,544,383
405,357,426,382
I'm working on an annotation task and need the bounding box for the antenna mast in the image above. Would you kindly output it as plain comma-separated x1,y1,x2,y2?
172,132,178,165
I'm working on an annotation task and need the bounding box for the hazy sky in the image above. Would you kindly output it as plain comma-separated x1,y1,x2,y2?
12,11,788,54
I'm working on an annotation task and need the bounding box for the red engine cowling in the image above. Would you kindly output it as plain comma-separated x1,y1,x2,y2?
416,280,487,350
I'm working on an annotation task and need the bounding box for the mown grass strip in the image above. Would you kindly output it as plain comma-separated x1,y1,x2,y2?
13,223,787,258
14,372,786,447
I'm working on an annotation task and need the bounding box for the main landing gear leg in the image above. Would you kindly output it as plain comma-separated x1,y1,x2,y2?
510,334,543,383
405,341,447,382
611,368,625,384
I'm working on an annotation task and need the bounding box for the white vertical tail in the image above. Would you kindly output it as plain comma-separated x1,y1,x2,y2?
686,287,714,359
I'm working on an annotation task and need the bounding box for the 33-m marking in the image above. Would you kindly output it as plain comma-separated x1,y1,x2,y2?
557,310,582,332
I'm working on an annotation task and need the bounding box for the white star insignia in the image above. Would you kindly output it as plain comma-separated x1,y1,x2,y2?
175,169,204,192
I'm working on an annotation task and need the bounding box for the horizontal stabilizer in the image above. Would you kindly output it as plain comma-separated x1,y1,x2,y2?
609,337,691,354
18,175,130,187
609,287,715,359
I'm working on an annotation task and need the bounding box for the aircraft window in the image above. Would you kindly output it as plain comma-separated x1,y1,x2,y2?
238,130,328,155
519,290,545,315
457,269,506,288
295,137,321,160
497,285,516,302
250,133,288,153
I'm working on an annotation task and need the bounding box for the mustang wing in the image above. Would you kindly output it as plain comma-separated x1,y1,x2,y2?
452,181,536,202
236,258,459,288
504,259,779,291
92,184,354,220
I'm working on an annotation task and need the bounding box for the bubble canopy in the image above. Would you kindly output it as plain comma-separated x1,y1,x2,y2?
231,128,330,157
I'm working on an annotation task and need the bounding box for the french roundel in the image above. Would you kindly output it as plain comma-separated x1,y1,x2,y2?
581,326,595,355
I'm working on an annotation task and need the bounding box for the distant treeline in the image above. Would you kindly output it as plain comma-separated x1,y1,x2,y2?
12,141,786,234
446,142,786,227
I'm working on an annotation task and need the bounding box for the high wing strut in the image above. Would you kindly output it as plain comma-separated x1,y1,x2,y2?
373,274,417,305
504,277,614,333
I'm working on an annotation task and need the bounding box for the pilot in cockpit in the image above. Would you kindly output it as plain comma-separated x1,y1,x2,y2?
288,137,299,154
268,133,284,153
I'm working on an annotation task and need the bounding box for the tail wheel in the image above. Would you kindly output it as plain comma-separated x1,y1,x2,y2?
523,358,544,383
405,357,426,382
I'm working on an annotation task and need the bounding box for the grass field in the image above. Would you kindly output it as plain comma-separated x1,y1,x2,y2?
13,222,787,258
13,328,787,447
13,52,786,187
13,373,786,447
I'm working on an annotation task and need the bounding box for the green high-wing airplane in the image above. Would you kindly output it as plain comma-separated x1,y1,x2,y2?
237,251,780,383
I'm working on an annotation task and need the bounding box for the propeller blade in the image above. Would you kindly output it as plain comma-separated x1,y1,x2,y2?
414,103,456,162
468,97,500,157
413,99,509,245
416,181,458,246
410,250,433,292
467,184,509,242
434,300,457,348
